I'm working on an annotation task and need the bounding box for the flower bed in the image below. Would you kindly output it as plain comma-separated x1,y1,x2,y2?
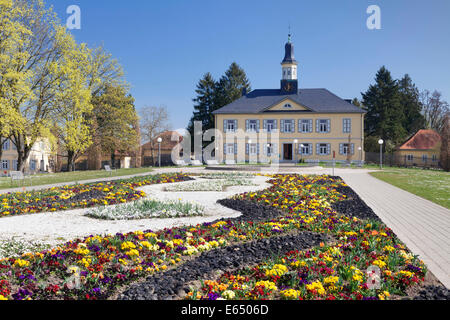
199,173,254,180
164,178,256,192
0,173,192,218
85,199,205,220
0,175,436,300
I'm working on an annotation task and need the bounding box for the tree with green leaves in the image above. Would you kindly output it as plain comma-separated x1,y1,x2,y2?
399,74,425,135
362,66,406,152
91,85,139,167
215,62,251,109
187,63,251,149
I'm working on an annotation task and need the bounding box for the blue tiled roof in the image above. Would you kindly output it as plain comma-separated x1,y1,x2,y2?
212,88,365,114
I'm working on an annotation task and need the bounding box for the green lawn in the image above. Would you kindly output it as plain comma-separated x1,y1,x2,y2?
0,167,154,190
370,168,450,209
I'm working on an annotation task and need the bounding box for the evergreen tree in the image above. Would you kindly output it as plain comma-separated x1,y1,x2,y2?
362,66,406,152
187,72,217,133
399,74,425,135
215,62,251,109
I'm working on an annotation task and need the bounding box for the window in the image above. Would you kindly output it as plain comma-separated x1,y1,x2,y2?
2,139,9,151
281,119,294,133
343,118,352,133
266,143,274,156
340,143,355,155
422,155,428,162
407,154,414,161
299,143,312,155
317,119,330,133
224,120,237,133
299,119,312,133
317,143,330,156
30,160,37,171
284,103,292,109
246,119,259,132
432,154,437,162
1,160,9,170
246,143,259,155
264,119,277,133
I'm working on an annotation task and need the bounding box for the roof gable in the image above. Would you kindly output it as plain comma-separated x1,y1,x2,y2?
398,129,441,150
263,98,311,112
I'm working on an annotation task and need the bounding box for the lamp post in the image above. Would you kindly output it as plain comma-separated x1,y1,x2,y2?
378,139,384,170
294,139,298,164
157,137,162,167
358,147,362,166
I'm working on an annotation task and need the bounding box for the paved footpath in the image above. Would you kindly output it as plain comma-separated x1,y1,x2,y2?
340,172,450,289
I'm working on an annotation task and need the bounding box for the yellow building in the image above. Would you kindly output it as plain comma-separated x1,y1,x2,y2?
394,129,441,167
213,36,366,164
0,138,53,175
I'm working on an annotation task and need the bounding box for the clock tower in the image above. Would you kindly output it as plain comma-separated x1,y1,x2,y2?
280,34,298,95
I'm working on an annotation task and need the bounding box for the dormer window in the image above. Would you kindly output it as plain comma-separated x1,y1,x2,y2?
284,103,292,108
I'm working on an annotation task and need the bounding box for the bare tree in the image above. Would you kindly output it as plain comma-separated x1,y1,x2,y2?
421,90,450,133
140,106,170,166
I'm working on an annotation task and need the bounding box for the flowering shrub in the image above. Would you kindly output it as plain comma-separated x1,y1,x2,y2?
85,199,205,220
0,173,191,217
0,175,427,300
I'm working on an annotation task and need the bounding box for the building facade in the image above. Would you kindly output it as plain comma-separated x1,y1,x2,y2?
394,129,441,167
213,36,366,164
0,138,53,175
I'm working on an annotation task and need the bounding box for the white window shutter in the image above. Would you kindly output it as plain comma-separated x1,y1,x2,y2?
327,144,331,155
223,120,227,133
316,120,320,133
263,120,267,131
234,143,238,155
327,120,331,133
246,120,249,131
339,144,343,155
246,143,249,155
234,120,238,131
309,144,313,155
351,144,355,155
223,144,227,155
257,143,260,155
316,144,320,155
280,120,285,133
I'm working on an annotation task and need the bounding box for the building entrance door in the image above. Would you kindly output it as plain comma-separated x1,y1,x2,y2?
283,144,293,161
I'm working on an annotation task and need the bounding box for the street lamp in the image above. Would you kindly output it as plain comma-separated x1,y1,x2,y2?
294,139,298,163
378,139,384,170
157,137,162,167
358,147,362,165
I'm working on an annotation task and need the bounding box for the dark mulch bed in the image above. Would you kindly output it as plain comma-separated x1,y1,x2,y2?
217,198,286,222
331,185,382,222
69,189,106,202
407,285,450,300
118,231,331,300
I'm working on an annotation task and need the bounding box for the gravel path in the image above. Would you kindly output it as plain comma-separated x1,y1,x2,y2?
0,176,271,247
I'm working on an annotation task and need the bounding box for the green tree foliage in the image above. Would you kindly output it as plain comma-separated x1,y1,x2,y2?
91,85,139,166
187,63,251,149
399,74,425,134
362,66,407,152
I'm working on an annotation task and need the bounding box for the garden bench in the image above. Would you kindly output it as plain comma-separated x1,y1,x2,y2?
10,171,32,187
191,160,203,166
206,160,219,166
174,160,188,166
104,165,117,176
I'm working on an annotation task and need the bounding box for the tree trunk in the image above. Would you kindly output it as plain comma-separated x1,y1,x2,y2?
111,153,116,169
67,150,75,172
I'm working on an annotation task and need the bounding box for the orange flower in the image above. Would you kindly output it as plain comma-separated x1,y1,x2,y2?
320,242,325,247
371,230,379,236
359,229,364,233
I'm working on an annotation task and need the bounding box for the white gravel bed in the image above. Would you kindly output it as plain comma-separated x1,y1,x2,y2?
0,175,271,248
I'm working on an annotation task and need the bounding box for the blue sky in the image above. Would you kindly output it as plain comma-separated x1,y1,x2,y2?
47,0,450,130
